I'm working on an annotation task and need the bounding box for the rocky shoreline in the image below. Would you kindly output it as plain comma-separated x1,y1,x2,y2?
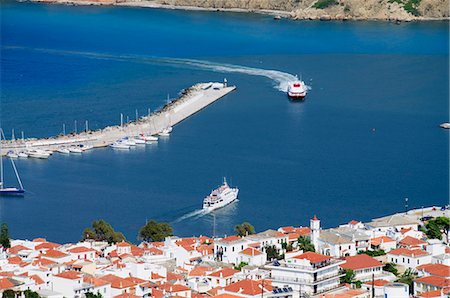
25,0,450,22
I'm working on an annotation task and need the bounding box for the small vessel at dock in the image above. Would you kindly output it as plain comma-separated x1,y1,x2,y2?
202,178,239,212
6,151,19,159
57,147,70,154
138,134,158,143
110,141,130,150
26,149,50,159
18,152,28,158
287,80,307,100
68,147,83,153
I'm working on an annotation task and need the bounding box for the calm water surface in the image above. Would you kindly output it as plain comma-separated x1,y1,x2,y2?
0,1,448,243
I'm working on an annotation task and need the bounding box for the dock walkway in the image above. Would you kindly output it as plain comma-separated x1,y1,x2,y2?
1,82,236,156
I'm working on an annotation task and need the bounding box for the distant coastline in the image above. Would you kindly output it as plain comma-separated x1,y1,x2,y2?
22,0,450,22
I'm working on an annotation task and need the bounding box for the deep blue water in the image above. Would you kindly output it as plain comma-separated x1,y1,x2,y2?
0,1,448,243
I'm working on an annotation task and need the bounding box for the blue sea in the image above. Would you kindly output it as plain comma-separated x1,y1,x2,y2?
0,1,448,243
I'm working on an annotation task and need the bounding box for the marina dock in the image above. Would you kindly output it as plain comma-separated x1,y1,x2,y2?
0,82,236,156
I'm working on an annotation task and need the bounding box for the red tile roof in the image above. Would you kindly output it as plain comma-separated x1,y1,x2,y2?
348,220,360,225
189,266,215,277
208,268,239,278
100,274,134,289
388,248,429,257
213,294,242,298
83,276,110,287
116,241,131,247
418,289,450,297
415,276,450,288
35,242,61,250
8,245,29,254
68,246,95,253
417,264,450,278
43,249,68,258
221,235,241,242
293,251,331,264
224,279,272,296
399,236,426,246
364,279,390,287
341,254,383,270
30,275,45,285
114,294,140,298
159,283,191,293
55,271,82,280
0,278,15,290
240,247,263,256
370,236,395,246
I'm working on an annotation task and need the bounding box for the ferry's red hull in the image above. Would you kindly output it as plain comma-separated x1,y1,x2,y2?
288,93,306,100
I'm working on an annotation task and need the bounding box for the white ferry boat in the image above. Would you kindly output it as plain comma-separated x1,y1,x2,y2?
287,80,307,100
202,178,239,212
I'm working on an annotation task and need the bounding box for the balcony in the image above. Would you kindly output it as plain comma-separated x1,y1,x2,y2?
270,273,345,286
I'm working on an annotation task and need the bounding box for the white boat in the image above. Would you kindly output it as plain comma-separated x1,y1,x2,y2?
57,148,70,154
287,80,307,100
132,138,146,145
202,178,239,212
26,150,50,159
121,138,137,146
110,142,130,150
440,122,450,129
6,151,18,159
18,152,28,158
68,147,83,153
138,134,158,143
158,128,171,137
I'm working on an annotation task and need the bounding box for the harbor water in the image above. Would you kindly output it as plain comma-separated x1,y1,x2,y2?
0,1,449,243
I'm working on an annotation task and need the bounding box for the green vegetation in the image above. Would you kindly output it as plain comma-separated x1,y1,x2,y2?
297,236,315,252
235,222,255,237
2,290,40,298
281,242,294,252
265,245,284,260
388,0,421,16
0,223,11,250
396,268,416,294
358,249,386,257
383,262,399,276
340,269,356,284
86,292,103,298
82,219,126,244
24,290,41,298
138,220,173,242
421,216,449,240
312,0,338,9
234,261,248,271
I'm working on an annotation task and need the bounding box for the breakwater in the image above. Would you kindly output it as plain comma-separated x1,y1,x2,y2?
0,82,236,156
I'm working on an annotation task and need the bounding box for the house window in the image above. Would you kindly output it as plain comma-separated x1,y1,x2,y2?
232,247,235,252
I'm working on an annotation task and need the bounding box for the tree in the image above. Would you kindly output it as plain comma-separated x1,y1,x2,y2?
396,268,415,294
24,290,41,298
297,236,315,252
340,269,355,284
383,263,398,276
138,220,173,242
2,290,15,298
81,220,125,244
358,249,385,257
265,245,283,260
0,223,11,250
234,222,255,237
422,217,449,240
85,292,103,298
234,261,248,271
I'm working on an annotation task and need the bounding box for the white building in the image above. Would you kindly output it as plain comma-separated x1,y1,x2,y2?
387,248,431,269
266,252,345,297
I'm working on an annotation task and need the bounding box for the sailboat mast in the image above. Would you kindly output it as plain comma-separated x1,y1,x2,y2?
10,159,24,190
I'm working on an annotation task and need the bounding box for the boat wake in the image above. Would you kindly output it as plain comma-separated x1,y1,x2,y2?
3,46,310,92
173,208,208,223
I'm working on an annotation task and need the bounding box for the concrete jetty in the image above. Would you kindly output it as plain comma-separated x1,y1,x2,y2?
1,82,236,156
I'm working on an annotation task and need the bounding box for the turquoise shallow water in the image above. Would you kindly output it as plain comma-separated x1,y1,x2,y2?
0,1,448,243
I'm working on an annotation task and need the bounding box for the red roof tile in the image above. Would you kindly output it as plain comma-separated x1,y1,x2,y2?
399,236,426,246
55,271,82,280
364,279,390,287
388,248,429,257
240,247,263,256
208,268,239,278
415,276,450,288
417,264,450,278
293,251,331,264
341,254,383,270
370,236,395,246
224,279,272,296
0,278,15,290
